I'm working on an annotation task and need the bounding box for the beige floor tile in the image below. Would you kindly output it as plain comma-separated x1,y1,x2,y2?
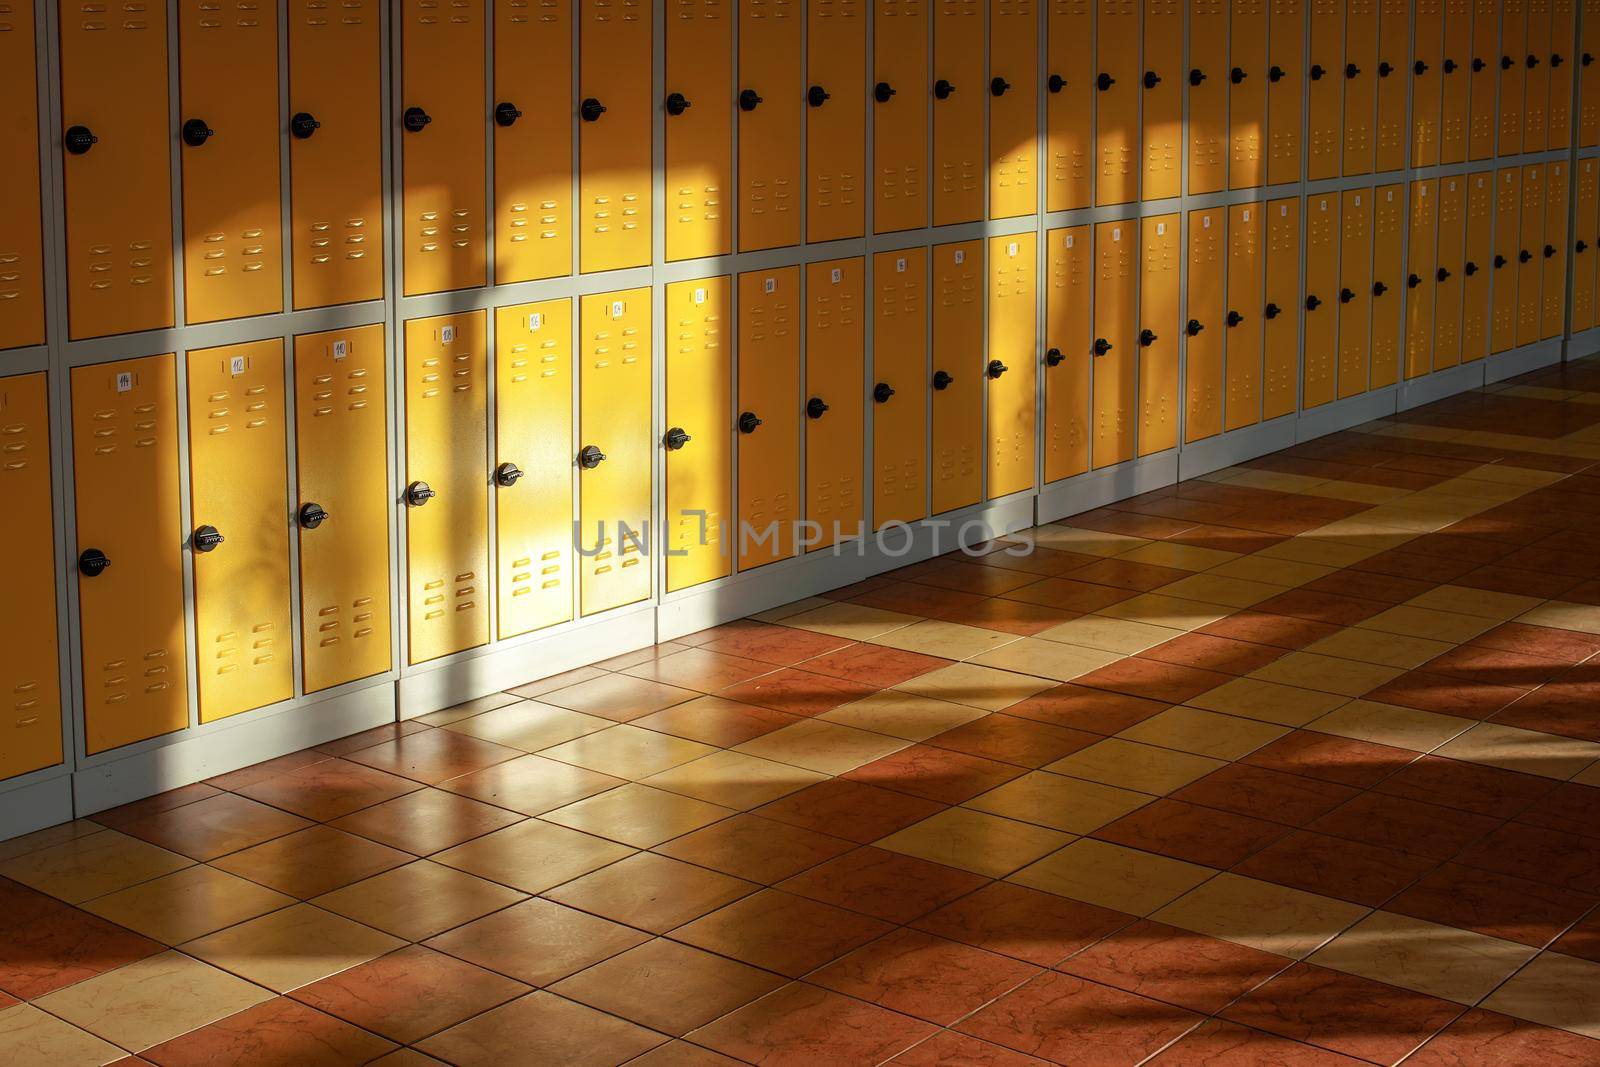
1030,525,1150,557
1035,616,1188,655
314,860,528,940
1301,480,1412,505
819,690,987,741
541,674,700,720
1187,677,1351,727
82,864,293,945
433,817,633,891
1577,760,1600,787
1206,555,1337,588
1257,536,1381,568
506,665,608,699
34,950,272,1053
892,661,1056,711
0,820,106,865
1152,873,1368,959
1517,601,1600,636
1406,585,1545,621
1046,738,1225,795
1308,910,1537,1005
640,750,826,809
1118,540,1240,572
1482,952,1600,1039
877,807,1072,878
1296,524,1416,556
416,692,525,728
1303,628,1455,669
1308,699,1474,753
1246,652,1402,699
539,782,736,848
443,700,613,752
1009,839,1215,915
872,618,1021,660
537,724,717,779
733,718,909,775
1118,706,1288,760
1155,573,1286,610
1096,594,1234,632
1355,605,1496,644
969,638,1120,682
1434,722,1600,780
0,829,192,904
183,902,404,993
781,600,922,640
964,770,1152,834
1220,469,1328,494
0,1004,125,1066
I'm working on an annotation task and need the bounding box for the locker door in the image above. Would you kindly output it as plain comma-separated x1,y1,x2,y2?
1572,160,1599,331
405,313,488,663
1490,168,1523,353
1468,0,1498,158
1542,161,1569,338
1303,194,1340,407
289,0,383,310
1189,0,1228,194
1336,189,1373,398
811,0,866,242
1412,0,1443,166
0,0,44,350
294,325,392,695
1342,0,1378,175
0,375,62,779
1525,0,1551,150
579,290,651,614
936,0,986,222
664,280,732,591
1047,0,1094,210
874,249,929,527
1433,177,1467,370
1225,204,1263,432
1267,0,1305,185
59,2,174,339
1499,0,1528,154
580,2,652,273
496,300,575,635
1230,0,1268,189
71,355,188,753
1140,216,1181,453
1093,221,1135,462
872,0,925,234
178,0,282,324
808,259,866,541
401,0,486,296
989,0,1039,219
739,0,801,250
1462,171,1493,360
496,0,573,282
1582,0,1600,146
187,340,292,722
988,234,1037,497
1550,0,1575,147
1373,0,1407,172
1517,164,1545,347
737,268,800,566
1045,226,1092,481
1263,198,1300,420
1185,209,1225,442
1369,184,1403,389
1438,0,1471,162
665,0,732,262
1307,0,1345,180
932,243,984,512
1096,0,1143,205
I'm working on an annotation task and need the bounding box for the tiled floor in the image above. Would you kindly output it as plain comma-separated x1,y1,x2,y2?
8,369,1600,1065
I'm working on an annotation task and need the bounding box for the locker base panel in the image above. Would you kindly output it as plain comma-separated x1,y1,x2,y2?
1570,326,1600,360
1486,340,1565,384
1397,362,1488,411
1294,389,1399,444
1177,416,1299,481
0,773,74,843
1036,452,1180,526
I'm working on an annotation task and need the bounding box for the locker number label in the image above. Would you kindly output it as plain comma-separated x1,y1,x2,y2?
1064,234,1075,247
764,277,776,294
896,257,907,273
611,301,626,319
440,325,456,343
1112,227,1122,241
830,268,842,284
229,355,247,378
1279,204,1288,217
331,339,348,360
954,250,965,264
1007,241,1019,257
528,312,544,331
693,288,707,305
1242,209,1250,222
1353,194,1361,206
1153,225,1162,237
115,372,133,394
1202,216,1211,229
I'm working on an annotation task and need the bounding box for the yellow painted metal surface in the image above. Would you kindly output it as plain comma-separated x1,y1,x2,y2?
1341,0,1377,175
1438,0,1471,162
1185,209,1225,442
1093,218,1137,462
1188,0,1228,193
810,0,866,241
1307,0,1345,179
935,0,986,222
736,268,800,566
496,0,573,282
1461,171,1493,361
1433,176,1467,369
1572,160,1598,332
1303,193,1341,407
1550,0,1575,147
1581,0,1600,146
1412,0,1443,166
1373,0,1407,172
1542,161,1570,339
1336,188,1373,398
1095,0,1142,204
1045,0,1093,210
1263,198,1300,420
873,249,928,527
1491,168,1523,354
0,0,44,350
665,0,732,261
1517,164,1546,347
1524,0,1551,151
580,0,653,271
664,279,732,590
1370,183,1404,389
1267,0,1304,184
1229,0,1267,190
990,0,1039,218
1141,0,1182,200
1468,0,1499,158
1500,0,1529,154
931,242,983,513
1139,215,1180,454
873,0,926,233
1405,181,1439,380
739,0,802,250
988,234,1037,497
806,258,865,543
1045,225,1091,482
1225,203,1262,432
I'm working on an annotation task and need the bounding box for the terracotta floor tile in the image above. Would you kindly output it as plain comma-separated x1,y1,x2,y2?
328,787,525,855
541,673,700,722
854,581,994,619
311,721,432,760
1093,798,1289,868
1364,670,1528,720
551,938,785,1035
791,642,951,687
621,647,778,691
889,1030,1055,1065
718,667,881,718
1309,791,1502,860
418,990,665,1066
629,695,800,747
1239,729,1417,790
956,970,1202,1064
544,851,757,932
424,898,649,986
1517,779,1600,840
1148,1017,1368,1065
777,846,988,923
313,860,526,940
82,864,293,945
1452,822,1600,893
88,783,222,833
209,825,412,899
812,927,1039,1025
1405,1007,1600,1066
690,981,936,1066
923,714,1098,770
1469,621,1600,661
1198,610,1346,651
182,901,404,994
653,812,854,882
233,759,422,823
1058,918,1290,1014
912,880,1134,967
1140,632,1290,677
1004,683,1171,735
1075,658,1235,704
0,877,162,999
628,1040,748,1067
670,889,892,976
1151,874,1367,960
753,778,944,843
697,622,853,666
841,743,1027,804
0,830,193,905
934,596,1085,637
414,691,524,727
904,559,1042,596
1385,863,1595,948
1117,706,1288,761
343,729,525,785
430,816,632,893
1171,764,1358,827
435,753,625,816
1372,753,1556,820
1230,829,1438,908
138,996,396,1066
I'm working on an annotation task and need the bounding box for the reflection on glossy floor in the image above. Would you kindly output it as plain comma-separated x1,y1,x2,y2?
9,370,1600,1064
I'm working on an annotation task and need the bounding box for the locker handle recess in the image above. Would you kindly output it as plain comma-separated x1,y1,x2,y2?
932,370,954,390
65,124,98,154
1306,295,1322,310
1139,328,1158,346
1092,338,1113,356
739,89,763,112
495,462,524,487
78,548,110,578
991,77,1011,96
403,107,431,133
581,98,607,121
738,411,763,433
986,360,1008,378
1045,348,1065,366
875,82,897,103
1185,319,1204,335
1339,288,1355,303
664,427,691,450
290,112,321,139
808,86,830,108
495,102,524,127
873,382,896,403
935,80,956,99
806,397,830,419
1373,281,1388,297
1309,65,1325,81
1048,74,1066,94
1226,310,1243,326
405,481,436,506
1437,267,1452,282
1230,67,1246,84
1189,69,1206,87
1143,71,1161,89
181,118,214,148
1097,73,1115,92
298,502,329,529
667,92,691,116
1268,66,1284,83
578,445,606,468
192,525,225,553
1264,303,1281,320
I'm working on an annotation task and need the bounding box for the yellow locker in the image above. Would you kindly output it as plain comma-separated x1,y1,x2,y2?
1490,169,1523,353
664,280,732,590
1500,0,1528,154
1140,215,1181,454
580,0,652,272
665,0,732,262
1342,0,1377,175
496,0,573,282
59,2,174,339
71,355,188,754
737,268,800,566
579,290,652,613
1092,220,1137,463
1337,188,1373,398
1263,199,1300,420
1525,0,1552,151
1438,0,1471,162
0,375,61,779
1303,194,1340,407
1189,0,1228,194
874,250,928,527
1517,164,1545,347
1468,0,1499,158
1046,0,1093,210
1462,172,1493,360
294,325,392,695
1185,210,1225,442
1095,0,1143,205
936,0,987,222
0,0,44,350
739,0,801,251
1230,0,1268,190
990,0,1039,218
1369,184,1403,389
988,234,1037,497
1142,0,1181,202
178,0,282,325
1433,178,1466,370
1267,0,1305,185
496,301,575,634
401,0,486,296
812,0,867,241
404,313,488,663
932,243,984,512
1550,0,1575,147
1045,226,1092,481
873,0,926,233
1225,204,1262,432
1373,0,1407,172
1307,0,1345,180
289,0,384,310
1573,160,1598,331
808,258,865,540
1411,0,1443,166
187,341,292,722
1542,162,1569,339
1582,0,1600,146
